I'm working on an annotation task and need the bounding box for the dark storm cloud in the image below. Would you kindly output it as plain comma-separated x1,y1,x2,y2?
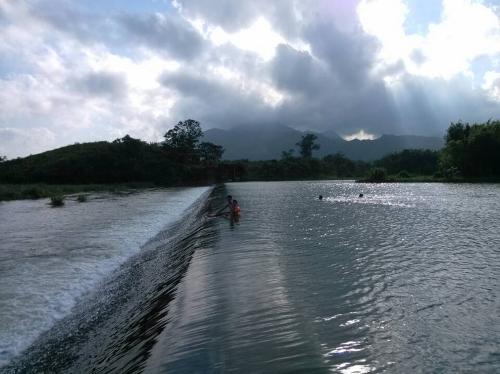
70,71,128,98
302,19,378,86
271,44,325,95
268,26,399,135
160,69,276,128
119,13,206,60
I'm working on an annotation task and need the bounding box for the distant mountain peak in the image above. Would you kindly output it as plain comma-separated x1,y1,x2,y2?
202,125,443,161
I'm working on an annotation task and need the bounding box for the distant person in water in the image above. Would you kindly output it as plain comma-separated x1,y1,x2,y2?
232,199,241,216
319,195,323,200
230,199,241,225
359,193,364,198
216,195,233,216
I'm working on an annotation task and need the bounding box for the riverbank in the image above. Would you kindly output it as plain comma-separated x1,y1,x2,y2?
3,175,500,202
356,176,500,183
0,183,157,201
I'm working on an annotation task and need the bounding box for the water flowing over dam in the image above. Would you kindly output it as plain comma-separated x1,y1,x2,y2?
1,182,499,373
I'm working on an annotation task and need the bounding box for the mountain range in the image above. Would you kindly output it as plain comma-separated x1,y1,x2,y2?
202,125,444,161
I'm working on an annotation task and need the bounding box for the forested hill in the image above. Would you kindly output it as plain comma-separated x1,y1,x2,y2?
0,138,173,184
202,125,443,161
0,132,241,185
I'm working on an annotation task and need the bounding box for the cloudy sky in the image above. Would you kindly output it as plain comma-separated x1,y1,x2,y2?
1,0,499,157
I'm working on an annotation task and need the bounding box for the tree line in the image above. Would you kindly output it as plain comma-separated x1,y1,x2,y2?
1,119,498,186
0,120,244,185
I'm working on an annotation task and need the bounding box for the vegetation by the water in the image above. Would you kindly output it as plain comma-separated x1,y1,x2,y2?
50,195,65,207
439,120,500,178
76,194,87,203
240,153,370,181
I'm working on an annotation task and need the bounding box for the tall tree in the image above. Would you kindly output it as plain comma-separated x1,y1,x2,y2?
163,119,203,163
296,133,320,158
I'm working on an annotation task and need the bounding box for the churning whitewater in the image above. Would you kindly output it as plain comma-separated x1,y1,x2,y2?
0,187,209,369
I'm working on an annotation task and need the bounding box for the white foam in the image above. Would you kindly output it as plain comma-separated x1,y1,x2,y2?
0,187,208,367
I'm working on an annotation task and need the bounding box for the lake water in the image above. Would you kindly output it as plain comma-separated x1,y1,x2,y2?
1,181,499,373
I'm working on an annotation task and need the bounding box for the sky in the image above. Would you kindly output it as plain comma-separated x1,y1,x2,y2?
0,0,500,158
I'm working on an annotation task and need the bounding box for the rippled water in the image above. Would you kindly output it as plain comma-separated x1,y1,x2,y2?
144,181,500,373
1,182,500,373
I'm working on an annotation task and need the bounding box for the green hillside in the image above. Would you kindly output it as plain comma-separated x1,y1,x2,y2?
0,127,243,186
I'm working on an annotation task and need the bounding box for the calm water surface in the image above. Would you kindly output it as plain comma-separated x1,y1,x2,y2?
1,181,499,373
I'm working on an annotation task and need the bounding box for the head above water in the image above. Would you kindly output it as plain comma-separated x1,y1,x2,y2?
359,193,364,198
319,195,323,200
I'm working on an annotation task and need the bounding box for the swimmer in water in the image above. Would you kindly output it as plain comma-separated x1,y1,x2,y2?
232,199,241,216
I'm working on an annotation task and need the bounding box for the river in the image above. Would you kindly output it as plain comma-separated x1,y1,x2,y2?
1,182,499,373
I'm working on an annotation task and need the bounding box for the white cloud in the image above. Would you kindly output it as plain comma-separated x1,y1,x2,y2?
209,17,286,60
483,70,500,101
357,0,411,62
358,0,500,80
343,129,377,141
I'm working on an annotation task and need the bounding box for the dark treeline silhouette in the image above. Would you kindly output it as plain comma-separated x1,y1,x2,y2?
0,120,245,186
439,120,500,178
374,149,439,176
1,120,498,188
242,153,370,180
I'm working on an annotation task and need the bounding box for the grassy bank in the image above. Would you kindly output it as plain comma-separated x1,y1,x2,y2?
0,182,156,201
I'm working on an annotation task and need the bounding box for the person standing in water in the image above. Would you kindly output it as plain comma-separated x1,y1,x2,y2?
231,199,241,216
230,199,241,225
216,195,233,216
